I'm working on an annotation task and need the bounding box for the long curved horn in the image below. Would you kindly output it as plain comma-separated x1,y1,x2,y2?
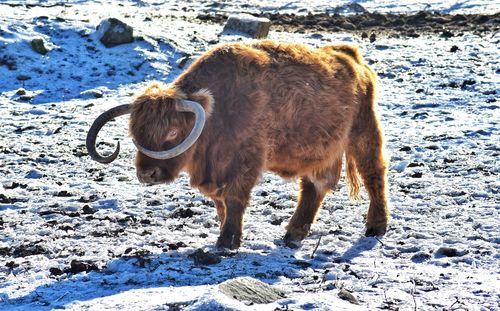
86,104,131,163
133,100,206,159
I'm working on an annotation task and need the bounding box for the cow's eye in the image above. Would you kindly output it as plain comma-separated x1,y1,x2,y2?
165,129,178,141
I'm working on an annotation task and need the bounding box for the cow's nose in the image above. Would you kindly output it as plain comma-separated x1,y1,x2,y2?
138,168,161,183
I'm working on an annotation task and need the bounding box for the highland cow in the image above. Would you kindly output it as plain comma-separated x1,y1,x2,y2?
87,40,389,249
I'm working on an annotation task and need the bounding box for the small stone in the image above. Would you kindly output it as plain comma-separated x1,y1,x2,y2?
16,88,26,95
223,14,271,39
16,75,31,81
369,33,377,43
82,205,97,215
340,22,356,30
80,88,104,99
49,267,64,276
31,38,48,55
441,30,454,38
56,190,72,197
338,288,359,305
411,172,423,178
96,18,134,48
219,277,286,304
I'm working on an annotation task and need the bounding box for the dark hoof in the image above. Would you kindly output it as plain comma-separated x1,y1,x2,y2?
216,234,241,250
283,232,301,249
365,225,387,237
283,223,310,248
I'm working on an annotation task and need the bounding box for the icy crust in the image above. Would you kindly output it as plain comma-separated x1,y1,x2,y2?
1,1,499,311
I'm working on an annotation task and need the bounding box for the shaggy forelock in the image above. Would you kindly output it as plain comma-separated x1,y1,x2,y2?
129,82,187,148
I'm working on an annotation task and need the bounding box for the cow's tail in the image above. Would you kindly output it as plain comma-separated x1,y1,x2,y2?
345,152,361,201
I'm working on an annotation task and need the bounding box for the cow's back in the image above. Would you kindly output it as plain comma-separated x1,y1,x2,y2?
175,41,371,178
249,41,365,177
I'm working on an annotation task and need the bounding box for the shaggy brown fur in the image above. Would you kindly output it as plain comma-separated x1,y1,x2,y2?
129,40,389,249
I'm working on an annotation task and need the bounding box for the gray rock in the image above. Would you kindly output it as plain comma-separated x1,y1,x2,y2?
31,38,48,55
340,22,357,30
338,288,360,305
96,18,134,48
223,14,271,39
80,88,104,99
219,277,286,304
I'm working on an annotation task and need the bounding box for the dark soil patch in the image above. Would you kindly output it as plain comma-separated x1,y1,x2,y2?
196,11,499,37
65,259,99,274
189,248,221,265
11,243,46,258
171,208,200,219
0,194,27,204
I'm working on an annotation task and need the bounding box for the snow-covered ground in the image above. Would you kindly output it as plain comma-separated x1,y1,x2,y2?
0,1,499,310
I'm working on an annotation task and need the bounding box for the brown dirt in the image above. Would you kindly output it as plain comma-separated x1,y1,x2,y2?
196,11,500,38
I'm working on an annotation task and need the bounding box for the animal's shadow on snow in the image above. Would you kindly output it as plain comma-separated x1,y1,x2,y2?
341,236,378,262
2,236,378,309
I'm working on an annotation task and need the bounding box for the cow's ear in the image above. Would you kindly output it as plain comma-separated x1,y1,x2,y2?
190,89,214,117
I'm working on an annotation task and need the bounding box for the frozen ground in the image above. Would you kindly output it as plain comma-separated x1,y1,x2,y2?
0,1,499,310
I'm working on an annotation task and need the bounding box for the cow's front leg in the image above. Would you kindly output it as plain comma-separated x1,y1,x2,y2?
216,197,247,249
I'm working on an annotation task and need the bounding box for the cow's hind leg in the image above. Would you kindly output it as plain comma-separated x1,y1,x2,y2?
284,163,341,247
214,199,225,228
348,105,389,236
